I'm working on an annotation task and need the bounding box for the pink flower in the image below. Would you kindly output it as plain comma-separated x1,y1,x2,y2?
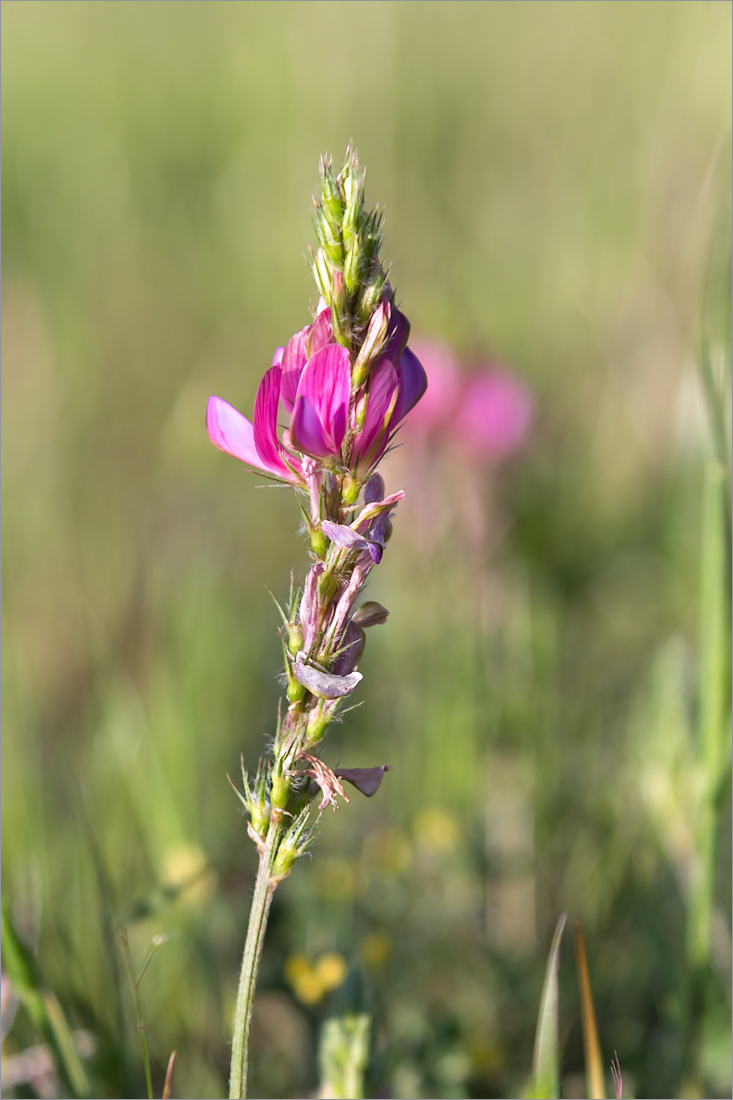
403,338,463,438
207,303,427,480
403,337,533,462
453,369,533,461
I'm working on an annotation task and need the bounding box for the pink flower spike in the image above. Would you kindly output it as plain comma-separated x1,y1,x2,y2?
290,344,351,459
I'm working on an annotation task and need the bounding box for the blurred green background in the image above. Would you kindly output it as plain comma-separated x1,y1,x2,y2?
2,2,731,1098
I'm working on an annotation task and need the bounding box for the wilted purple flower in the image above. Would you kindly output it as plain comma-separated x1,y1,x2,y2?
334,764,392,797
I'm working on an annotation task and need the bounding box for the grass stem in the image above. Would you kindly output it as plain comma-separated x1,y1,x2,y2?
229,821,283,1100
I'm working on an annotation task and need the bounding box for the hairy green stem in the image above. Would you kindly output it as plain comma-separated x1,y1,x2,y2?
229,822,283,1100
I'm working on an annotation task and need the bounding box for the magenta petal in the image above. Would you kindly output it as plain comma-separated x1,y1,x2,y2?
294,344,351,453
206,396,263,468
252,366,293,478
354,358,398,465
393,347,428,424
308,307,334,356
280,326,309,412
291,394,332,459
383,305,410,365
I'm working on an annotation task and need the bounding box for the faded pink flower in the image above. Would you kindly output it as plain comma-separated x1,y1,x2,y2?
453,368,533,461
404,337,533,462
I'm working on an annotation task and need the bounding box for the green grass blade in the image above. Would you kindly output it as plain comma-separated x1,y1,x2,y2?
530,913,568,1100
1,898,92,1098
699,459,732,800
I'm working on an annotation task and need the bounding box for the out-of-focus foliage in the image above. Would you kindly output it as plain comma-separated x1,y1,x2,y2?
2,3,730,1098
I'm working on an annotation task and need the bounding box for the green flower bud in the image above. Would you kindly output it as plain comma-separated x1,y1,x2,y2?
316,208,344,267
354,392,368,432
273,841,298,880
356,270,387,325
320,157,344,224
287,674,306,704
317,569,339,603
342,172,362,250
313,248,332,302
250,797,270,838
342,476,361,506
343,237,361,297
310,527,328,559
271,772,291,811
306,702,332,745
352,301,389,388
287,621,303,656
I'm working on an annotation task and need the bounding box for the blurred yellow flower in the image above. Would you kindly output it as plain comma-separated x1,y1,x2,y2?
285,951,347,1006
362,827,411,875
314,856,368,900
160,842,216,904
413,807,460,855
360,932,392,969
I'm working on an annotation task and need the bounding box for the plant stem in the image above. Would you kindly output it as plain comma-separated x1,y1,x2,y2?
229,822,283,1100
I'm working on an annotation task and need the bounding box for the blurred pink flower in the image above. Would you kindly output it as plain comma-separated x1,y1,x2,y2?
405,338,533,461
404,338,463,437
453,369,533,460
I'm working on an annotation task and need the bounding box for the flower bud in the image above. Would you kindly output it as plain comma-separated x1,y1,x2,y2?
287,675,306,704
306,701,331,745
342,476,361,506
317,569,339,603
352,601,389,628
354,391,368,432
352,301,389,388
342,171,362,250
287,621,303,656
343,236,361,296
249,793,270,838
313,248,331,302
273,839,298,879
317,214,344,268
320,156,343,223
310,527,328,559
356,269,387,324
271,772,291,811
